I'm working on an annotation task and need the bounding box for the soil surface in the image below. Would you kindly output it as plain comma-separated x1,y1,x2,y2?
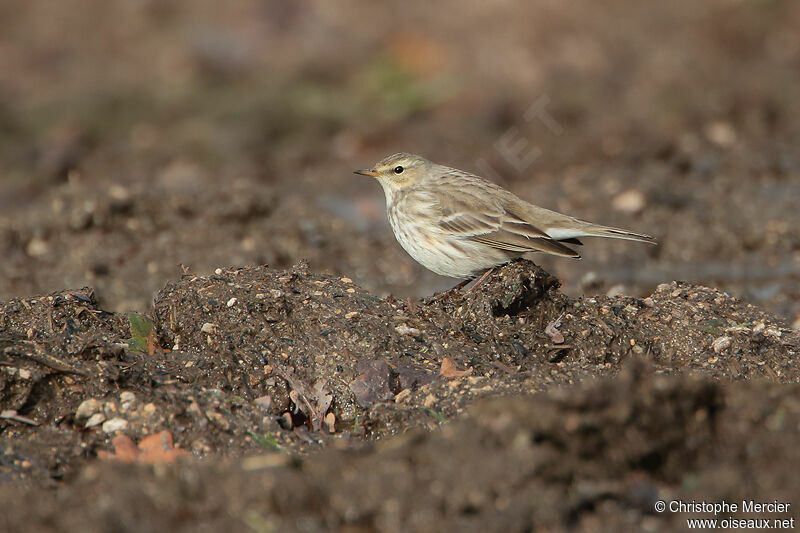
2,261,799,531
1,1,800,531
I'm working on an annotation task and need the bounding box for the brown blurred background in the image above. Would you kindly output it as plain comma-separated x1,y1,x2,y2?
0,0,798,323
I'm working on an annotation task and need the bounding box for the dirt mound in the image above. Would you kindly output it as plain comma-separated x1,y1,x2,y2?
1,261,798,531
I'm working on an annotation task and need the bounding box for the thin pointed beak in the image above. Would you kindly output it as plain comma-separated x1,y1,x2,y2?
353,168,380,177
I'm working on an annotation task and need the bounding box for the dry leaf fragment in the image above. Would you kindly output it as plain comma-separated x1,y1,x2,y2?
98,431,189,464
545,314,565,344
137,431,190,463
439,357,473,380
349,359,393,408
98,434,139,462
312,379,333,432
275,364,334,432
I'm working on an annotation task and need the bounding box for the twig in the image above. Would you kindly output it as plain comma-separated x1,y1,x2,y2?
0,409,39,426
4,346,89,377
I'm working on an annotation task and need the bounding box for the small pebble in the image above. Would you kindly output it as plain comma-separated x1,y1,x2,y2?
395,325,421,336
75,398,103,420
215,268,223,275
394,389,412,403
186,402,202,417
103,402,118,416
254,396,273,411
278,412,293,430
120,391,137,411
712,336,732,354
324,412,336,433
704,120,737,148
580,271,600,288
226,297,237,307
102,417,128,433
606,284,626,298
85,413,106,428
191,440,211,455
612,189,646,214
205,410,230,431
26,238,49,258
201,322,217,334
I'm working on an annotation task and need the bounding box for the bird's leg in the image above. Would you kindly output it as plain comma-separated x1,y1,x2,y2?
464,267,495,294
428,269,495,303
427,278,471,303
451,279,472,291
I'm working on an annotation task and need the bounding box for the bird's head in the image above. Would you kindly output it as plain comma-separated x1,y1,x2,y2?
353,153,432,190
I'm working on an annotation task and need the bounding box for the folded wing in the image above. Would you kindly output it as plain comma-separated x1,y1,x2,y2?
431,181,581,258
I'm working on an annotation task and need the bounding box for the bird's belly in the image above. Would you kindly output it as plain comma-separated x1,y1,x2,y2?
388,218,507,278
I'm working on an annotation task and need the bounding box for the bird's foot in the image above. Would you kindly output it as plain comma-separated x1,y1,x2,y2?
427,278,471,303
427,269,496,303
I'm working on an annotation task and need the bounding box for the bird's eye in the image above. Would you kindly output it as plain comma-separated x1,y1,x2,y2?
394,166,404,174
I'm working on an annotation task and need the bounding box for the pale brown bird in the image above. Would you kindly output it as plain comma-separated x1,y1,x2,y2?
354,153,655,285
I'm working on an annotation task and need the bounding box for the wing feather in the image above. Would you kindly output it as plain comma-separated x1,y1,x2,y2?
425,172,580,258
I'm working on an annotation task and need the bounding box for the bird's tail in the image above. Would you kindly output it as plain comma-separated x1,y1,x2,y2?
544,221,656,245
579,224,657,244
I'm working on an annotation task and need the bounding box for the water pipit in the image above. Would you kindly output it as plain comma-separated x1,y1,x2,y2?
355,153,655,289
